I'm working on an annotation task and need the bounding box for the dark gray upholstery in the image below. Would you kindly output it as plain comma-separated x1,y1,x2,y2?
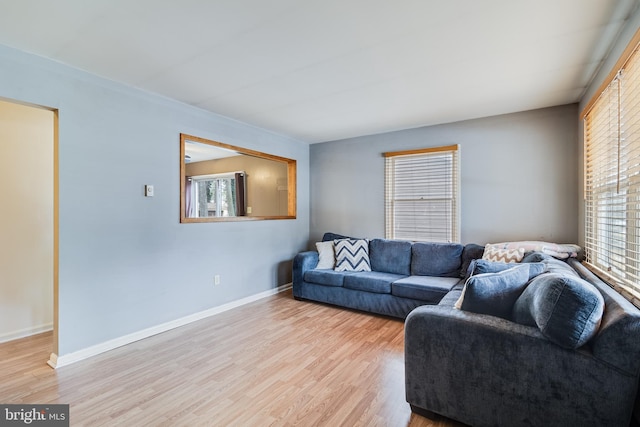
512,272,605,349
460,243,485,279
469,259,545,280
411,242,463,277
405,257,640,427
459,264,531,319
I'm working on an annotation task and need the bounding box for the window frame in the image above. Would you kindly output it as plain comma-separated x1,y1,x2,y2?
582,27,640,307
383,144,460,243
190,172,240,218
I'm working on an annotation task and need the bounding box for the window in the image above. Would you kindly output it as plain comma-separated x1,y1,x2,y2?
384,145,460,242
187,172,245,218
583,30,640,305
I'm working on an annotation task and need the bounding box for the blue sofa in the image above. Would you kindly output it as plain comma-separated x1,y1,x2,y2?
405,256,640,426
293,234,640,425
292,233,484,318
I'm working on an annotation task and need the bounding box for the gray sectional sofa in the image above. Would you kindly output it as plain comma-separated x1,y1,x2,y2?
405,256,640,427
292,233,640,426
292,232,483,318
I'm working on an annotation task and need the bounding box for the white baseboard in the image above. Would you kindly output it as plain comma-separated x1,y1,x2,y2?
48,283,292,369
0,323,53,344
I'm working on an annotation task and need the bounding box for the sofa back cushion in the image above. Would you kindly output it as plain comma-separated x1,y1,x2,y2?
369,239,412,275
411,242,464,277
322,232,352,242
460,243,485,279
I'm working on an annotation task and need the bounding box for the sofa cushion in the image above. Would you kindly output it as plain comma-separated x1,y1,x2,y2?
322,232,352,242
438,288,464,306
392,276,460,302
455,264,531,319
468,259,545,281
303,270,352,287
460,243,485,279
411,242,463,277
343,272,405,294
512,273,604,349
334,239,371,272
521,251,551,263
369,238,412,275
315,241,335,269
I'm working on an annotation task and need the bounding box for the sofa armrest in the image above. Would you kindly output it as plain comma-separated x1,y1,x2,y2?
292,251,319,296
405,305,636,426
569,259,640,376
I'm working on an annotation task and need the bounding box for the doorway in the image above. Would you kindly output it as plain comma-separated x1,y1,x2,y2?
0,98,57,363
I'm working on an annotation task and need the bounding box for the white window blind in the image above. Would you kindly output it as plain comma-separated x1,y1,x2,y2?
584,34,640,305
384,145,459,242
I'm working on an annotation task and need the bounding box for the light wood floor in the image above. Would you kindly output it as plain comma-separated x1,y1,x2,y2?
0,290,465,426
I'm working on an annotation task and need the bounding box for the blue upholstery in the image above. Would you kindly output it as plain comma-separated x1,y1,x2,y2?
392,276,460,302
343,271,406,294
404,257,640,427
460,243,485,279
411,242,463,277
295,280,428,318
369,238,412,275
296,235,640,426
292,236,468,318
459,264,531,319
522,251,578,277
303,270,350,287
513,272,605,349
322,232,352,242
468,259,545,280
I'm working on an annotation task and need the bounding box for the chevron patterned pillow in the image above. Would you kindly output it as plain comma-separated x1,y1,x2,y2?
483,245,525,263
334,239,371,272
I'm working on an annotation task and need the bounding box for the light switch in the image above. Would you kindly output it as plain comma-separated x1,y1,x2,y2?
145,185,154,197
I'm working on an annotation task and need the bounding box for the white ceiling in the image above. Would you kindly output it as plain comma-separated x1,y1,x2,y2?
184,140,239,163
0,0,636,143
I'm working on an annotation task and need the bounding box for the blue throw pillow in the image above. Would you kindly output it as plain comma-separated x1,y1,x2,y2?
512,273,604,349
468,259,544,281
457,264,531,319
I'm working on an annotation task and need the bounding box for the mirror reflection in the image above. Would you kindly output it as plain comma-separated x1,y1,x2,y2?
180,134,296,222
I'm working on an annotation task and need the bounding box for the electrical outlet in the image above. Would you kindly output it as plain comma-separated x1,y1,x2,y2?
144,185,154,197
214,275,221,286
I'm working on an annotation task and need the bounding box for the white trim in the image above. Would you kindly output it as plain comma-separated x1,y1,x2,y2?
0,323,53,344
48,283,292,369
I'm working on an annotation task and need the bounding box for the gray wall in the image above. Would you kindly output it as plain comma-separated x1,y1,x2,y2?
310,104,579,246
0,44,310,356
